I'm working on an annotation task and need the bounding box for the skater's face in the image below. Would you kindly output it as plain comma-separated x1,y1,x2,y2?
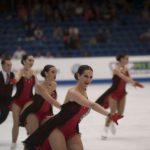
2,60,12,72
77,69,93,88
46,67,57,81
23,55,34,68
121,55,129,65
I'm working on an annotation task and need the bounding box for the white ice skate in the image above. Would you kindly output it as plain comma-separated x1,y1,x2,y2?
109,122,116,135
101,126,109,140
10,143,17,150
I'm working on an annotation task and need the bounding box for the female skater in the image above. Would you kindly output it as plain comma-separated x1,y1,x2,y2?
96,54,144,139
11,54,37,149
23,65,120,150
20,65,61,150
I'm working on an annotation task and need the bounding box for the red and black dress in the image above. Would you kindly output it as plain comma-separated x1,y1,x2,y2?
19,91,57,127
12,76,35,108
96,73,128,109
23,101,90,150
36,91,57,122
19,91,57,150
58,104,89,140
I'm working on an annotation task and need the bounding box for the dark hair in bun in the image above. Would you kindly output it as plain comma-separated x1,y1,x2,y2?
116,54,127,62
74,65,93,80
41,65,55,78
74,73,78,80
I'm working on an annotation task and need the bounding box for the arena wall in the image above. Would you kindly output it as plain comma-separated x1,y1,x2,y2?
1,56,150,84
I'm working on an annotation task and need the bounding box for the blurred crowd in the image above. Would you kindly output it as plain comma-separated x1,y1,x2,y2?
0,0,150,58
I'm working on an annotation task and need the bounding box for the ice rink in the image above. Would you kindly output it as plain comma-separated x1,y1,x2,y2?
0,83,150,150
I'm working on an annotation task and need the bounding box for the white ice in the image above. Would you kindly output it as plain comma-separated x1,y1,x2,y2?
0,83,150,150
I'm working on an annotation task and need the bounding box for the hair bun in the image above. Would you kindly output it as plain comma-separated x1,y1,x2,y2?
41,70,45,77
74,72,78,80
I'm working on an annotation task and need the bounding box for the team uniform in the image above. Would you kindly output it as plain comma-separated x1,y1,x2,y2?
96,72,128,108
23,101,90,150
11,76,35,108
36,91,57,122
0,71,15,124
20,91,57,150
19,90,57,126
96,71,128,139
58,104,89,140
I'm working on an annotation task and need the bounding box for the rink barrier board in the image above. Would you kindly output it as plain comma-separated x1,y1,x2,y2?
56,77,150,85
0,56,150,84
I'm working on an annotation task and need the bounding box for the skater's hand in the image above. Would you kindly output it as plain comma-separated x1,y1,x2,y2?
135,82,144,88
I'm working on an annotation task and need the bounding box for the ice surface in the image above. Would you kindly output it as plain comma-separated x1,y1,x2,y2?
0,83,150,150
